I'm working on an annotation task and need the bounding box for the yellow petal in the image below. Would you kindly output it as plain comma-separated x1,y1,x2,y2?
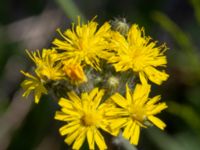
93,89,105,109
111,93,127,108
58,98,73,109
122,121,135,140
96,22,110,36
126,84,132,105
109,118,128,130
89,87,98,100
147,95,161,105
22,86,32,97
64,126,84,145
94,129,107,150
139,72,148,85
81,92,89,101
105,107,128,117
130,124,140,145
67,91,81,103
87,127,95,150
61,108,80,117
144,66,169,85
34,92,41,104
148,103,168,115
128,24,144,46
54,111,66,120
99,122,119,136
72,128,87,149
148,116,166,130
55,111,79,122
133,84,150,103
59,122,80,136
20,71,37,80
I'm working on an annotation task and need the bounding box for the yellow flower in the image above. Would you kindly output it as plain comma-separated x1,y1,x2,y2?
52,17,111,70
21,71,47,103
63,62,87,84
55,88,115,150
26,49,64,81
108,24,169,85
109,84,167,145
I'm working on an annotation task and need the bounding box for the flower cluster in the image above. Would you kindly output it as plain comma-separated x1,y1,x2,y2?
21,17,169,149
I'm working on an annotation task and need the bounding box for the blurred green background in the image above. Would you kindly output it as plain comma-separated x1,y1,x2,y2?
0,0,200,149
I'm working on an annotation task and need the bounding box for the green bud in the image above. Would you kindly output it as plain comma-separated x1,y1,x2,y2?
110,17,130,36
108,76,119,89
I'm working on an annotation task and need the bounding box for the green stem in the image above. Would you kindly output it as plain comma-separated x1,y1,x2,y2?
55,0,86,22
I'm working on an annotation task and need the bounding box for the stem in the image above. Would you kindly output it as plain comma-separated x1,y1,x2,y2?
55,0,86,22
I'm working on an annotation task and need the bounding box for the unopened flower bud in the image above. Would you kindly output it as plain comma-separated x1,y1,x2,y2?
108,76,119,89
110,17,129,36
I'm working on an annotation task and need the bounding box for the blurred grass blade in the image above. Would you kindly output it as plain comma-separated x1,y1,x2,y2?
175,132,200,150
55,0,86,22
188,0,200,25
147,128,185,150
152,11,197,54
167,101,200,136
152,11,200,70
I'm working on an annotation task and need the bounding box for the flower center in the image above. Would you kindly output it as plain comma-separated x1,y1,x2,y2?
129,106,146,123
82,112,101,126
130,48,147,71
78,39,85,50
78,37,90,52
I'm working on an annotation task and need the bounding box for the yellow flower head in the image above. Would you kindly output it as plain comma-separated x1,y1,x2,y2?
26,49,64,81
21,71,47,103
63,62,87,84
109,84,167,145
52,17,112,70
108,24,169,85
55,88,115,150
